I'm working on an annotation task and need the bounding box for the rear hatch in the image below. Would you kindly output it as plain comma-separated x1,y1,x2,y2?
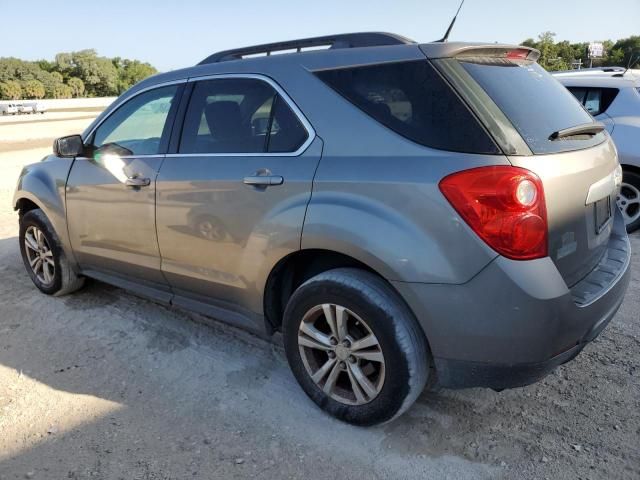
430,46,621,287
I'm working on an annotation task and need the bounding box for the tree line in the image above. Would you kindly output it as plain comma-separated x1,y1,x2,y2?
521,33,640,71
0,49,157,100
1,34,638,100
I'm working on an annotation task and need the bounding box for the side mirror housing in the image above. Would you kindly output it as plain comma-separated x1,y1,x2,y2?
53,135,85,158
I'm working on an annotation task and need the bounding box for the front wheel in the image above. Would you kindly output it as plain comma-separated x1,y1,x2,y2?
617,170,640,233
283,268,429,426
19,209,85,296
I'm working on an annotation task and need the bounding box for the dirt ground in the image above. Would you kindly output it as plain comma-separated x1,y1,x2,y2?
0,116,638,479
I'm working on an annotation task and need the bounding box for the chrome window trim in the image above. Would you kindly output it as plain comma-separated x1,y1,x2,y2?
83,79,188,143
74,155,166,161
168,72,316,158
83,74,316,158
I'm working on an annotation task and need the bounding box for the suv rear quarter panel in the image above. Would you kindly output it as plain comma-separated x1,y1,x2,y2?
278,52,507,284
302,142,507,284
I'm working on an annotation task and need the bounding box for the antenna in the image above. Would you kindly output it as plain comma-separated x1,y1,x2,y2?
436,0,466,43
625,51,639,72
617,50,639,77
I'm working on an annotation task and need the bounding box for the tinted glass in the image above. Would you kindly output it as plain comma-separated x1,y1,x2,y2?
179,78,308,154
567,87,619,116
460,61,603,154
584,89,602,115
315,61,499,154
267,96,309,152
567,87,588,104
93,85,178,155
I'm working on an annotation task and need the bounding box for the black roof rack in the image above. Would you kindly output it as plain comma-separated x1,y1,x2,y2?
198,32,416,65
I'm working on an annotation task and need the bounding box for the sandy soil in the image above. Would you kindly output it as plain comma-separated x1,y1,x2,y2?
0,117,638,479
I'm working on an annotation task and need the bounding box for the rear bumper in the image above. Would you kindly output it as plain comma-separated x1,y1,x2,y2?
393,211,631,390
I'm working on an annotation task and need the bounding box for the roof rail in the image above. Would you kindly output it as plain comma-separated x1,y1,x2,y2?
198,32,416,65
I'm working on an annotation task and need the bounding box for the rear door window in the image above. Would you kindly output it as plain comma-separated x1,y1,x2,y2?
456,61,605,154
314,61,499,154
179,78,308,154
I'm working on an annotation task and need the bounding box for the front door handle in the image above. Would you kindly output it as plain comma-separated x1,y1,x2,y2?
243,175,284,187
125,176,151,187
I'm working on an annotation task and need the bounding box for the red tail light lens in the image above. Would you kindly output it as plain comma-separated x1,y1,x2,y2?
506,48,531,60
439,166,548,260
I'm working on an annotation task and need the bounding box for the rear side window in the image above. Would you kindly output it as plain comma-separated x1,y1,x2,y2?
179,78,308,154
458,61,604,154
567,87,619,116
314,61,499,154
267,95,309,152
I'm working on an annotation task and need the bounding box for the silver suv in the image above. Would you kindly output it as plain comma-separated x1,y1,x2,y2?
13,33,631,425
554,69,640,231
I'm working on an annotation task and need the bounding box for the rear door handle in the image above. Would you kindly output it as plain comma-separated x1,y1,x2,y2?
125,176,151,187
243,175,284,187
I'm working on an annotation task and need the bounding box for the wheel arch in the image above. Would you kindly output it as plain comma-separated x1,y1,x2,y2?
263,248,427,342
621,163,640,176
13,158,78,267
14,196,42,217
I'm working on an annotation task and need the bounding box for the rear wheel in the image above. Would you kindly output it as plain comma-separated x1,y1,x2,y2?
19,209,85,296
617,170,640,233
283,268,429,426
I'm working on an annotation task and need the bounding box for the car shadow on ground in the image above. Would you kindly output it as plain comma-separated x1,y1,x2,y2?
0,235,639,479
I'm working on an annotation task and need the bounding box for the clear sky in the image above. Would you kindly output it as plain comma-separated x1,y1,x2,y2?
2,0,638,72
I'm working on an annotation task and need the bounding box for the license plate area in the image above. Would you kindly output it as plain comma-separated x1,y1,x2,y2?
594,196,611,234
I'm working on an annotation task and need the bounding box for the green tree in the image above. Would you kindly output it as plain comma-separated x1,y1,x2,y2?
50,71,64,83
606,36,640,67
51,83,72,99
0,80,22,99
67,77,85,97
36,59,55,73
117,59,157,93
22,79,45,99
535,31,564,70
0,52,159,99
69,49,119,96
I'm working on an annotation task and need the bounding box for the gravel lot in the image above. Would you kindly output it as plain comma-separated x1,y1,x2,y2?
0,116,638,479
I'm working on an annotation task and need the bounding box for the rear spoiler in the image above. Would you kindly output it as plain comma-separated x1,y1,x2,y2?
421,42,540,62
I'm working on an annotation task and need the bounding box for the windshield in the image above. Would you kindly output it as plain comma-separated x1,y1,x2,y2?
457,60,605,154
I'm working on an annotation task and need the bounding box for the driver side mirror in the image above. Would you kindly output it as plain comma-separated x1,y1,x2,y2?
53,134,85,158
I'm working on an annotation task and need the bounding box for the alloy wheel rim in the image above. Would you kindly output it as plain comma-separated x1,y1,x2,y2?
298,303,385,405
617,182,640,226
24,226,55,285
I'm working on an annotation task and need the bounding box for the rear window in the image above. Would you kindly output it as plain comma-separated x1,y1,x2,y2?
458,61,605,154
314,60,499,154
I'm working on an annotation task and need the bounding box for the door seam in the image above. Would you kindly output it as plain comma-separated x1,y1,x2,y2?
299,135,325,250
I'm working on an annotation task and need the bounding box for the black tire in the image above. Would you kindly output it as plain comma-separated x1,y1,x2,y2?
19,209,85,296
283,268,429,426
620,170,640,233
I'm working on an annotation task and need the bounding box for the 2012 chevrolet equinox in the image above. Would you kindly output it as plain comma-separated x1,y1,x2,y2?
14,33,631,425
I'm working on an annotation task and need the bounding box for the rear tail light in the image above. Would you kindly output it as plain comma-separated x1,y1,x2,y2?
439,166,548,260
505,48,531,60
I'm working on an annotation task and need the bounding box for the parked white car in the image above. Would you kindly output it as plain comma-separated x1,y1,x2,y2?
17,104,34,115
26,102,46,114
555,69,640,232
0,103,19,115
